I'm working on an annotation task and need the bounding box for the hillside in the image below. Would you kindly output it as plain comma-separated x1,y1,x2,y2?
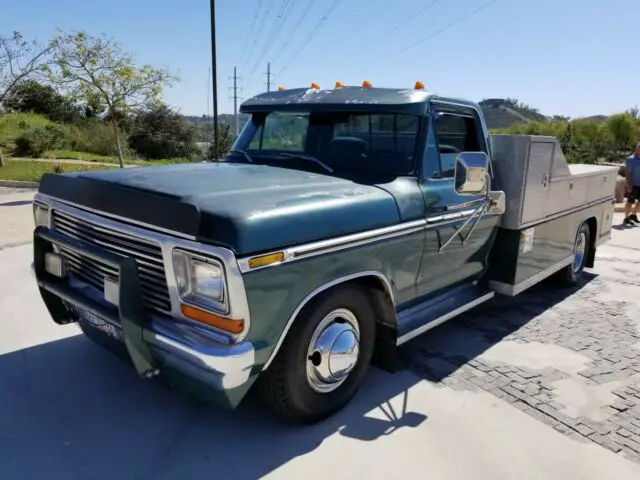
479,98,549,130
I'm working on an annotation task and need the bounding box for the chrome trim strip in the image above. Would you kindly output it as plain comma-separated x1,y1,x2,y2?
35,193,252,344
34,193,197,240
238,210,483,274
396,291,495,346
261,271,395,371
489,255,574,297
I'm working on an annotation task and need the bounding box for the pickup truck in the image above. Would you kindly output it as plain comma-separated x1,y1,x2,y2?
31,83,617,424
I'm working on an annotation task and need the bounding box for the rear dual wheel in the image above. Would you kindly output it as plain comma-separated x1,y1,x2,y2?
257,285,376,424
557,221,591,286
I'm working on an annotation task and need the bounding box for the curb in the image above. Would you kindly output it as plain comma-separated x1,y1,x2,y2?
0,180,39,189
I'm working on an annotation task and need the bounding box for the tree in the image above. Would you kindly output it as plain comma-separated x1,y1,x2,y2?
208,123,234,160
129,103,198,159
4,80,83,122
606,113,635,153
0,31,53,108
49,31,177,167
572,118,601,151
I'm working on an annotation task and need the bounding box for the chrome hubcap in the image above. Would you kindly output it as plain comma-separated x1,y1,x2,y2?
306,308,360,393
573,230,587,273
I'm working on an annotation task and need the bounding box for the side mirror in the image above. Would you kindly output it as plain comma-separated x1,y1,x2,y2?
454,152,489,196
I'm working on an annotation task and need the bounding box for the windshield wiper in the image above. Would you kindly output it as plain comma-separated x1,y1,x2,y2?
227,149,254,163
275,153,334,173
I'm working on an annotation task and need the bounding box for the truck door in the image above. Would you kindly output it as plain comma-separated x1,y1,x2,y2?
415,102,500,297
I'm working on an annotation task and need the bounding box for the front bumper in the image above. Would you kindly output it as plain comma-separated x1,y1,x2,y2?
33,226,255,392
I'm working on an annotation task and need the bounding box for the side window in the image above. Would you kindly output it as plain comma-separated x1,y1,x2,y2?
434,111,483,178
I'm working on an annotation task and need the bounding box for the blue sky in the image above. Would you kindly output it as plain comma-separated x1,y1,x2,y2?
3,0,639,117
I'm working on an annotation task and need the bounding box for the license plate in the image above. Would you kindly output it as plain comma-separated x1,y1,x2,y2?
68,303,122,341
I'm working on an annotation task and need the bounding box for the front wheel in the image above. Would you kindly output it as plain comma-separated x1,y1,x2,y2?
557,221,591,287
257,285,376,424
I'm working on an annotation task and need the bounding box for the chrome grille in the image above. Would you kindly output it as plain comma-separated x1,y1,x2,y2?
52,209,171,313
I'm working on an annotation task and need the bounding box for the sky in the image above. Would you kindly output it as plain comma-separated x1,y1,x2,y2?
3,0,639,118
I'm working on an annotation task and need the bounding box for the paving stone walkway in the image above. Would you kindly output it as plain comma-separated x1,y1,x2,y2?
401,231,640,463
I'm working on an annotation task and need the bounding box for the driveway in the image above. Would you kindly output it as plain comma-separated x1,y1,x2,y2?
1,186,640,479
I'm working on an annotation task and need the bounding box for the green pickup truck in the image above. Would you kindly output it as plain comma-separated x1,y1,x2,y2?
31,84,617,424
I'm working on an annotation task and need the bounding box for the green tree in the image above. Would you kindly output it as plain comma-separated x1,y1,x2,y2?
4,80,83,122
572,118,601,151
208,123,234,159
129,103,198,159
49,31,177,167
606,113,635,153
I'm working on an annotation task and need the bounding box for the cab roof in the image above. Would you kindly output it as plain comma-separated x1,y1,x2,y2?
239,86,476,116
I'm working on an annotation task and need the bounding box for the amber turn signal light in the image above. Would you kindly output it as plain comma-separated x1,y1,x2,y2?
181,304,245,334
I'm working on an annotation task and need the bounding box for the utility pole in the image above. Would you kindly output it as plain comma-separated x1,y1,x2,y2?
264,62,274,92
209,0,219,158
229,67,242,137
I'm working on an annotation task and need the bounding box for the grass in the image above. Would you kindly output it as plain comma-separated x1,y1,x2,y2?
42,149,194,166
0,159,117,182
0,113,53,152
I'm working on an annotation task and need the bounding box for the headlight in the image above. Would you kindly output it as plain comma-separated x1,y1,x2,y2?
33,202,49,227
173,249,226,311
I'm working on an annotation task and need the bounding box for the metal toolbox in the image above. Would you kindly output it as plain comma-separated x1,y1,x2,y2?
489,135,617,230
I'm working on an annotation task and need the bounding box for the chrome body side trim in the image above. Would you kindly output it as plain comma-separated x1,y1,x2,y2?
261,271,395,371
396,291,495,346
35,193,251,344
238,209,487,274
489,255,574,297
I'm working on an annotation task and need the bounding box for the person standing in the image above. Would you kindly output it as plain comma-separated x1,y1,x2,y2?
623,143,640,225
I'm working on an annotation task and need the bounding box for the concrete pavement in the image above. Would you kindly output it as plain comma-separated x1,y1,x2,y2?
2,245,640,480
2,185,640,479
0,187,36,249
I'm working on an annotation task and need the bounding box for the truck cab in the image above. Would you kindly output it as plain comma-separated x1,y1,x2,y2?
31,83,616,424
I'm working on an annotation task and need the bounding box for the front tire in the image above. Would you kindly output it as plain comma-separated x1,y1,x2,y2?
257,285,376,424
557,221,591,287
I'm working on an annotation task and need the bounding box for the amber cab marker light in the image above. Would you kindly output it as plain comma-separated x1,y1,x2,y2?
415,80,425,90
278,86,286,91
181,304,244,334
335,81,345,88
362,80,373,88
310,82,320,89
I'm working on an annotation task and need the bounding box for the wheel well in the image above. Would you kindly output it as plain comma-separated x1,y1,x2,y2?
585,216,597,268
346,276,400,372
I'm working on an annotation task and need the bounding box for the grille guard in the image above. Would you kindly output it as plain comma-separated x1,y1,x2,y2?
34,226,159,378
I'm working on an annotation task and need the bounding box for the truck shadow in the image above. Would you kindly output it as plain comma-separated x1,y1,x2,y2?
398,273,598,382
0,330,427,479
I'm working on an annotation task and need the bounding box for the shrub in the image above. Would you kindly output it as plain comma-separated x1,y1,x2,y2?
14,124,80,157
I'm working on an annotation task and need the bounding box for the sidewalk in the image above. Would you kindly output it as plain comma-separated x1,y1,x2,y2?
0,187,36,249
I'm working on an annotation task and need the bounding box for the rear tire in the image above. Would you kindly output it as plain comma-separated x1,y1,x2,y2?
257,285,376,424
557,221,591,287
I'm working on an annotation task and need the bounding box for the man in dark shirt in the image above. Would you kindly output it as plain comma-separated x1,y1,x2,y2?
624,143,640,226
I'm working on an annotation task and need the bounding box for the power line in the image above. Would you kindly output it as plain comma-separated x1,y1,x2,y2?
345,0,445,60
238,0,265,70
248,0,296,76
354,0,501,75
242,0,276,74
269,0,317,66
339,0,399,43
278,0,344,77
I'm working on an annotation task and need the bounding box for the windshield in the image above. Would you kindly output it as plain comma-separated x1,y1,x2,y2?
231,111,421,176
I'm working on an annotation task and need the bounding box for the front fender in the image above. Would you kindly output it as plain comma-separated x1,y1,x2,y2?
241,229,424,369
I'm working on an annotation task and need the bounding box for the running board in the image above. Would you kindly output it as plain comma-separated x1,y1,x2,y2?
396,284,495,346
